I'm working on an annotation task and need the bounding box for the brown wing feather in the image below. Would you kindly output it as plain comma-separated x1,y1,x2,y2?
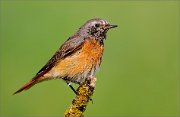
13,35,85,94
33,34,85,80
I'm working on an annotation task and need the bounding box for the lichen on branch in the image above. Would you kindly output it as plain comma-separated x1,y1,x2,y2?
64,76,97,117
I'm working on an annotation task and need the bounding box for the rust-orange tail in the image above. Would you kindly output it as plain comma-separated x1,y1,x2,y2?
13,79,37,95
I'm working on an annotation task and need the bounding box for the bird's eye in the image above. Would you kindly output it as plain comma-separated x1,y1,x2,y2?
95,23,100,28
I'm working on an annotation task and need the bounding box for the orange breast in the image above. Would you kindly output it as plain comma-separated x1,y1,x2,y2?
45,37,104,83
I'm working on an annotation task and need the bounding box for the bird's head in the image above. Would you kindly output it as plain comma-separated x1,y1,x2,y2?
78,18,117,44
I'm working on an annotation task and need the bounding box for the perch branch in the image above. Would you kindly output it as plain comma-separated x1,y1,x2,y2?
64,76,97,117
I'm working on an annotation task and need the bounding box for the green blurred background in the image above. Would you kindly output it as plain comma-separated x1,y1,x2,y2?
0,1,179,116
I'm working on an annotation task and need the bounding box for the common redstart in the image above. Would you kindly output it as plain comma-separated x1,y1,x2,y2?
14,18,117,94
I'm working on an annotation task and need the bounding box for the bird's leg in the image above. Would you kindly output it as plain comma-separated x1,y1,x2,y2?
66,82,93,104
67,83,77,95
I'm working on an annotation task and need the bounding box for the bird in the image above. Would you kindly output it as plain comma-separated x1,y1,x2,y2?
13,18,117,95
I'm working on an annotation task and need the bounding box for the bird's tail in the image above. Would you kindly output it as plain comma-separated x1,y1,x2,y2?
13,79,38,95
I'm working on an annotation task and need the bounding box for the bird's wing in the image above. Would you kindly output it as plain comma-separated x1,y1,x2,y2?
33,34,85,80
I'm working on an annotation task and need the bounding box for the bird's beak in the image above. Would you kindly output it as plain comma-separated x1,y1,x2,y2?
109,24,118,29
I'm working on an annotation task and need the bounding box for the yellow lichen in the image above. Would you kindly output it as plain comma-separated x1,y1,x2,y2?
64,77,96,117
